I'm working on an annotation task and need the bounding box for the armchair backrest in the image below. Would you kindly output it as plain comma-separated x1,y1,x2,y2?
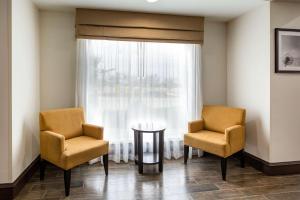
202,105,245,133
40,108,85,139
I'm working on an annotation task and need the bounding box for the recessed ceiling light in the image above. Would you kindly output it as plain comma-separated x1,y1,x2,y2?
146,0,158,3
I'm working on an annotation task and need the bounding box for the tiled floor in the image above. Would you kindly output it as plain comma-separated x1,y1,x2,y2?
16,155,300,200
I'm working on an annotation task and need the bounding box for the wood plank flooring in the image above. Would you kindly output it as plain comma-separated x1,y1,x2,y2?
15,155,300,200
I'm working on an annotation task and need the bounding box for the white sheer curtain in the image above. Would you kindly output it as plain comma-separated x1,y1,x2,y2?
76,39,202,163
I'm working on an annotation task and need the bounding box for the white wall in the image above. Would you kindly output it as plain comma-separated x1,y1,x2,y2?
227,3,271,162
270,2,300,163
40,11,76,110
11,0,40,181
0,0,12,183
203,20,227,105
39,11,227,110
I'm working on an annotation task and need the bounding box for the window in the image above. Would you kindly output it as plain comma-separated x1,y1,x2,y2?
76,39,201,162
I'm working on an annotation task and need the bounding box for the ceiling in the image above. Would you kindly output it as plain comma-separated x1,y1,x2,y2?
33,0,267,21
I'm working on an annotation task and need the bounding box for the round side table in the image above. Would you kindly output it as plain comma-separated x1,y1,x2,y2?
132,124,165,174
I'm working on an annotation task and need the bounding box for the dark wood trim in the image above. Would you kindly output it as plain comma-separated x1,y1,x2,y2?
0,155,40,200
245,152,300,175
0,184,13,200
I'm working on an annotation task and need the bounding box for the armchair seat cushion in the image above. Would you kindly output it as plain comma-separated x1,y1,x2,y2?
184,130,230,157
62,136,109,170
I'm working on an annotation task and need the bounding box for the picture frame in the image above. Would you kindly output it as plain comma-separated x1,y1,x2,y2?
275,28,300,73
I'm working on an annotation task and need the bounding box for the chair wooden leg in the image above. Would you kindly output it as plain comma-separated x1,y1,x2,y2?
221,158,227,181
64,169,71,196
184,145,189,164
240,150,245,168
103,154,108,176
40,159,46,181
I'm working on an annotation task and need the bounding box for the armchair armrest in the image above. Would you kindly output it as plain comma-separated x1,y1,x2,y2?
82,124,103,140
40,131,65,162
188,120,204,132
225,125,245,153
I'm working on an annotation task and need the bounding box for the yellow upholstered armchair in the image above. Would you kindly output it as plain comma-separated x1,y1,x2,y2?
39,108,109,196
184,105,246,181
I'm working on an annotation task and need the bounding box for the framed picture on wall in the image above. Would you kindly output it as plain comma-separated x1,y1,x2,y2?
275,28,300,73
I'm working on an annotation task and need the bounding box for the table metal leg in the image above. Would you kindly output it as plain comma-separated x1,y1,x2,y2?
138,132,143,174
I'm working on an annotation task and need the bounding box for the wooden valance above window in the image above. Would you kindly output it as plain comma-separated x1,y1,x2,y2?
75,9,204,43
